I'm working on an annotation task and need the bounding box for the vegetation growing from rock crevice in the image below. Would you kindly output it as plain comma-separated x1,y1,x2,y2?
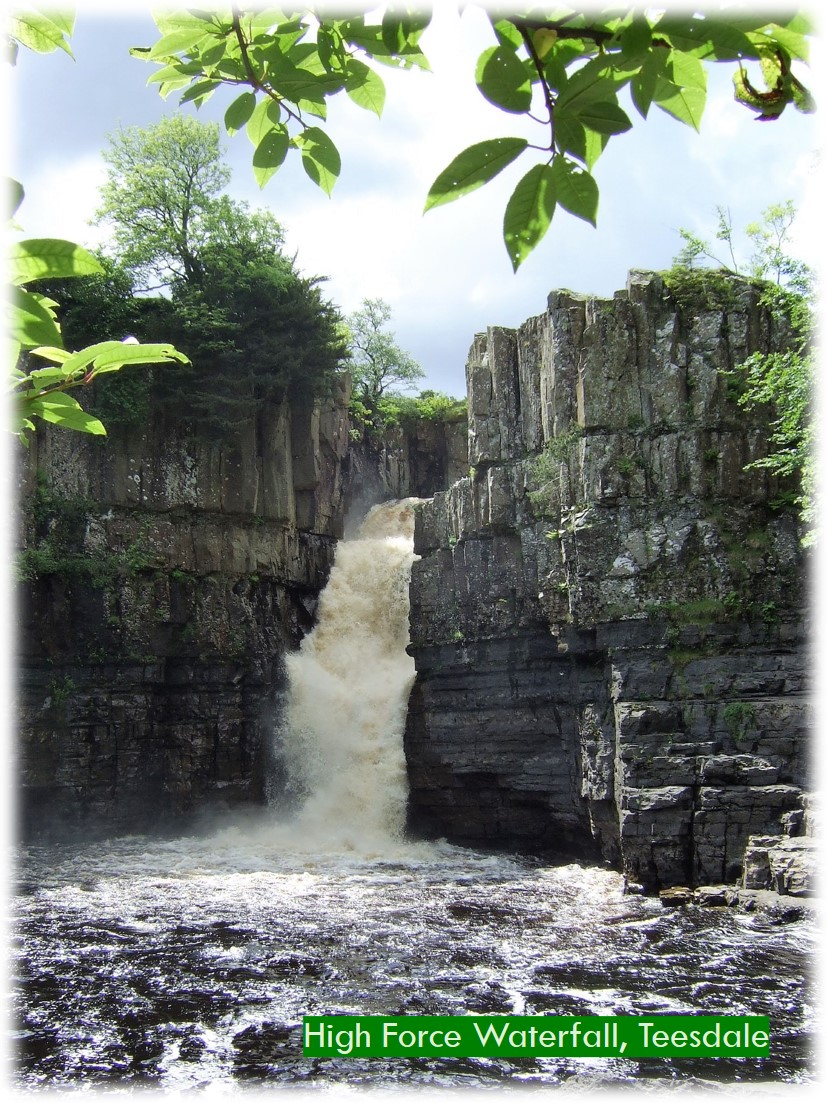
527,424,585,517
661,267,751,313
17,476,163,587
667,202,815,543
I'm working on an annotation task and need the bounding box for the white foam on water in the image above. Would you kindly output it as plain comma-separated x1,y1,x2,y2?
275,498,424,855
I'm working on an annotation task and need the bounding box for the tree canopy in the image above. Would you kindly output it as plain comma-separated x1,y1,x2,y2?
347,298,424,405
130,7,815,270
39,115,350,438
95,115,231,290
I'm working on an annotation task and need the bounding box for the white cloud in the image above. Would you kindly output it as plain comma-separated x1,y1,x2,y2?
16,155,108,249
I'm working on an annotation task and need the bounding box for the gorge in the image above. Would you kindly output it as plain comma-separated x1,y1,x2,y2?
16,270,812,898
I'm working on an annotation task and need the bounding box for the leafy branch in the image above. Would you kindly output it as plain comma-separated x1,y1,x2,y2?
132,6,814,272
6,14,189,443
8,212,188,442
132,8,429,190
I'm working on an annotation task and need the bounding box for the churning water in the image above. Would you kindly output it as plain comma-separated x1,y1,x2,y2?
277,498,421,849
10,502,817,1091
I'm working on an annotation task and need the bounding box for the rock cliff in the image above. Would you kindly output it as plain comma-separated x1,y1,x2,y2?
16,373,469,838
405,271,810,891
345,420,468,514
17,383,352,836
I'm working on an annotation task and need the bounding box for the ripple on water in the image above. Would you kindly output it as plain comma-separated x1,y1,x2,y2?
11,828,816,1090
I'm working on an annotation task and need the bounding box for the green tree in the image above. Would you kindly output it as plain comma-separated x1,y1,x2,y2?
674,200,810,291
347,298,424,412
94,115,231,290
132,7,814,271
49,114,349,437
746,200,810,291
674,206,742,272
158,252,348,434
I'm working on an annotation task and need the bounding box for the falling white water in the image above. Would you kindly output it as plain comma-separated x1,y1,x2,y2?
278,498,423,850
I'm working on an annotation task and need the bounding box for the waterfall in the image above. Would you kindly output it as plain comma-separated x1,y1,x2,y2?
278,498,423,850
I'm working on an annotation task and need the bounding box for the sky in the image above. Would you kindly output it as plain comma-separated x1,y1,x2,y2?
5,2,824,398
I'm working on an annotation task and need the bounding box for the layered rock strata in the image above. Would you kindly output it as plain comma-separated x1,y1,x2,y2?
345,419,468,513
17,386,351,837
17,374,471,838
405,271,809,890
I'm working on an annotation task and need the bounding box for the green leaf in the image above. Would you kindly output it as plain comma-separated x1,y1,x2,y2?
542,40,587,93
265,49,344,107
29,345,70,363
178,78,221,106
340,18,430,70
554,114,587,162
84,341,189,375
145,62,199,98
670,50,707,93
555,58,614,112
656,16,753,60
42,11,75,36
10,239,103,285
246,97,282,146
381,11,430,54
252,126,290,187
654,79,705,129
152,10,216,38
9,288,63,349
653,52,707,130
425,138,527,212
583,128,610,171
8,178,25,220
25,392,107,435
56,340,189,380
551,158,598,226
147,27,212,59
503,163,556,272
224,91,257,135
24,366,71,387
297,127,341,196
475,45,533,114
491,17,523,51
631,50,668,117
345,59,386,115
621,19,652,59
8,12,74,57
570,98,632,136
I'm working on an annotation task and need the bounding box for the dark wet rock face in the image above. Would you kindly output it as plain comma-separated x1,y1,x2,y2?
405,271,810,892
16,379,464,839
17,390,353,837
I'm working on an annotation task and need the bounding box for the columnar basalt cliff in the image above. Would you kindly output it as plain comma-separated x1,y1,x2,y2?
17,385,356,836
405,271,810,892
346,420,468,510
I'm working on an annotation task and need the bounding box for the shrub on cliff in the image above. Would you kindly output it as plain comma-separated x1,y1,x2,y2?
668,202,815,543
